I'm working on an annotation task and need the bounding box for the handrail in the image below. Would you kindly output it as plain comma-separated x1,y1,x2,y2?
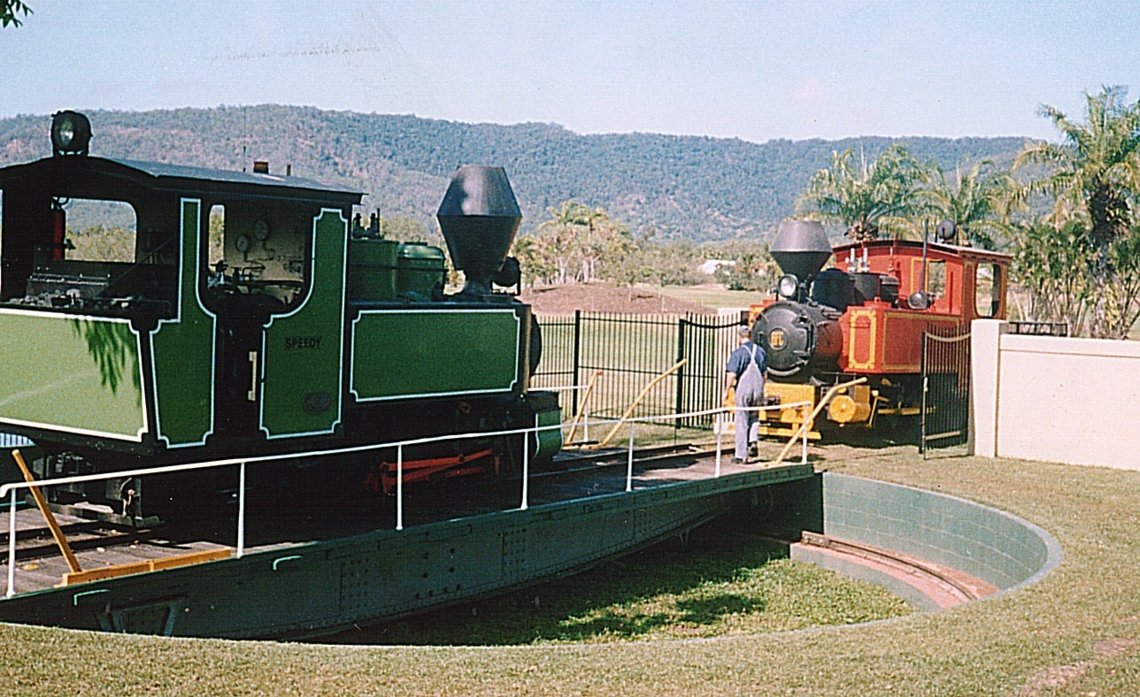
564,369,603,445
0,402,804,498
3,399,810,598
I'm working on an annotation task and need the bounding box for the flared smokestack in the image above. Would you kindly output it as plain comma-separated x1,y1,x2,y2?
769,219,832,281
436,165,521,297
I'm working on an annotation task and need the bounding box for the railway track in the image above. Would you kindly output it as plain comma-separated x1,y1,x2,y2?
552,441,716,472
795,530,997,607
1,516,152,563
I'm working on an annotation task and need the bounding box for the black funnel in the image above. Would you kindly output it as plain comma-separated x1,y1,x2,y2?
437,165,521,296
770,220,832,281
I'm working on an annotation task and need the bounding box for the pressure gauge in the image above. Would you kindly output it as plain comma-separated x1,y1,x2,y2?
253,219,270,241
234,233,251,253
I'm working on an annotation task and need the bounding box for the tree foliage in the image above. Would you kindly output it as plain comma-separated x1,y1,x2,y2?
1015,86,1140,338
916,160,1017,249
517,203,711,291
518,201,634,286
1009,220,1095,331
795,144,927,241
0,106,1027,243
1,0,31,27
701,239,781,291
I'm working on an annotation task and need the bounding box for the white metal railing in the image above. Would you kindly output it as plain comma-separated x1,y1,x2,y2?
2,400,810,598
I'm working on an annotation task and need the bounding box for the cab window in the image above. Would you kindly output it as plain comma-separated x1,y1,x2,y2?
975,262,1002,318
202,202,308,312
59,198,137,263
926,260,946,297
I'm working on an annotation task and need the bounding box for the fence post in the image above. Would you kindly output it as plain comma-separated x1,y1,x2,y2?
715,416,723,477
674,316,687,432
801,403,809,464
920,333,928,456
572,309,582,418
236,462,246,558
521,428,530,510
626,421,635,492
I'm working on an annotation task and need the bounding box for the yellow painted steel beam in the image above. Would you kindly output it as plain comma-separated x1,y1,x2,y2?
593,359,687,449
11,449,82,575
565,369,603,446
770,377,868,466
62,548,232,586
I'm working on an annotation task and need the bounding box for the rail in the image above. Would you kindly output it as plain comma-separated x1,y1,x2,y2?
3,400,810,598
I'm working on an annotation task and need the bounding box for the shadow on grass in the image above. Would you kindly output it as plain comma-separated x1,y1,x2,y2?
555,591,767,641
317,519,788,646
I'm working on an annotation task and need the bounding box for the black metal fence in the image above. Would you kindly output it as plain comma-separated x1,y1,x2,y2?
532,310,746,432
920,329,972,456
1009,321,1069,336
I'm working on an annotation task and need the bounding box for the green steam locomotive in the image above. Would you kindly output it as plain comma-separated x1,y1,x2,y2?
0,111,560,516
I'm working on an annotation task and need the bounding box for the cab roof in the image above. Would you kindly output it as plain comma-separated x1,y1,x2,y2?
832,237,1012,263
0,155,362,207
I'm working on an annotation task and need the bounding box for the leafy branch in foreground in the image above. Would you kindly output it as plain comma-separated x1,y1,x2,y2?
1,0,32,28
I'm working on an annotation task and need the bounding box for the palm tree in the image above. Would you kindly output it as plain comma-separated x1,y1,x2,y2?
1014,85,1140,337
796,144,926,241
1009,219,1095,333
917,160,1018,249
535,201,628,284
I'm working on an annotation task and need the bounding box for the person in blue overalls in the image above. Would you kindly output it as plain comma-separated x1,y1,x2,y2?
723,325,767,463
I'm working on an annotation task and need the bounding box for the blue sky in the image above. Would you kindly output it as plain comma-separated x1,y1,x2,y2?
3,1,1139,143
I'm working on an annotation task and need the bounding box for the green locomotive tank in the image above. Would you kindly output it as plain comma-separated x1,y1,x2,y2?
395,242,446,298
347,237,398,301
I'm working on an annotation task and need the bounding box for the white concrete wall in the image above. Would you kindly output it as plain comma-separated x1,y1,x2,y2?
971,319,1140,470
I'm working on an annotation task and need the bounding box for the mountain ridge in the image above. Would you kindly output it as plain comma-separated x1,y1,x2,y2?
0,105,1028,241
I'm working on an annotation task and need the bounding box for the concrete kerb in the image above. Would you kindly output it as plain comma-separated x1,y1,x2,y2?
801,472,1063,607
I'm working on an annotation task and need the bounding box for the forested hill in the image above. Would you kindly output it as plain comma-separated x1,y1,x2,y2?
0,105,1028,241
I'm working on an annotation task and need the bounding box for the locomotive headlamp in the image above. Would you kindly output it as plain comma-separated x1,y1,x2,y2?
51,110,92,157
777,274,799,299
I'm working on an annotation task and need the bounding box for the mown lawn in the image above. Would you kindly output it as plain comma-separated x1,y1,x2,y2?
2,449,1139,695
654,284,769,310
318,522,911,647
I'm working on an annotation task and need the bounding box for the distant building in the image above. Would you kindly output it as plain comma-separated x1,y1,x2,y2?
698,259,735,275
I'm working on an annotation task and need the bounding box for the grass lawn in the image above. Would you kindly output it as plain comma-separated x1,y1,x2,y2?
2,449,1139,695
654,283,770,310
318,521,912,646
